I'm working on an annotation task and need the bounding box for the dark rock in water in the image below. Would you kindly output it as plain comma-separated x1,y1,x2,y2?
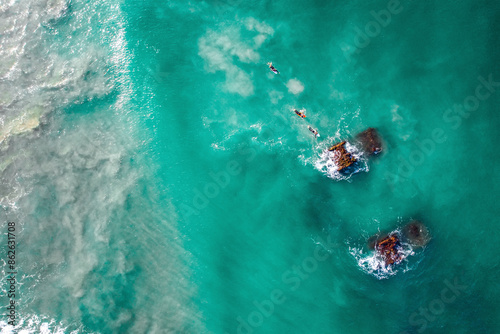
402,220,430,247
328,141,357,172
356,128,382,156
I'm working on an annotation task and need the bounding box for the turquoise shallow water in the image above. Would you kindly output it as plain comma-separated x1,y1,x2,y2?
1,0,499,333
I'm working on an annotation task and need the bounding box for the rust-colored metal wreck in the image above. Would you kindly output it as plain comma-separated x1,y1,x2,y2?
328,141,357,172
375,234,403,266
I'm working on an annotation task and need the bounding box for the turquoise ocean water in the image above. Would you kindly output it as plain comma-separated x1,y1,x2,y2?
1,0,499,333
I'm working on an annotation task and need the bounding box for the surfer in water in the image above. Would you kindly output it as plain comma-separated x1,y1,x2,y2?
308,126,320,138
294,109,306,118
267,62,279,74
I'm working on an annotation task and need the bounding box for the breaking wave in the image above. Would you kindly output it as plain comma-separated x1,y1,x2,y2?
314,140,369,181
0,0,202,333
0,0,112,147
348,229,420,280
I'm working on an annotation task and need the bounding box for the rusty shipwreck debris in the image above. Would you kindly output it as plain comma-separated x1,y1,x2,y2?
356,127,383,156
319,127,384,178
367,220,430,268
328,141,357,172
374,233,404,266
326,128,382,173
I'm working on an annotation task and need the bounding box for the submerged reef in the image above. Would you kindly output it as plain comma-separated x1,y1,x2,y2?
355,127,383,156
402,220,431,247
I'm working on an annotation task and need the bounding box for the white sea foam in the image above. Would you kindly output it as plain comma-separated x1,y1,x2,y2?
390,104,418,141
245,17,275,36
268,89,284,104
0,1,112,146
198,18,274,97
0,1,202,333
348,231,417,280
313,140,368,181
286,78,305,95
0,314,83,334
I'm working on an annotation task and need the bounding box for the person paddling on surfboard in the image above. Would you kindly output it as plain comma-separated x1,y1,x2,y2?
294,109,306,118
267,62,279,74
308,126,320,138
